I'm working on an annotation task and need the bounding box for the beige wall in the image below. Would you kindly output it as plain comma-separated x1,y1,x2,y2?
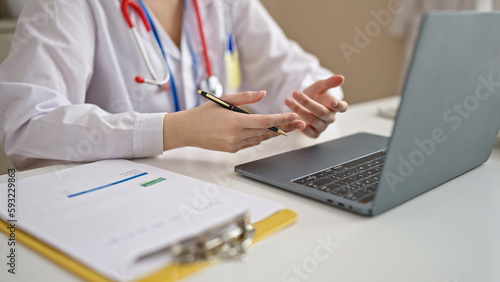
261,0,406,104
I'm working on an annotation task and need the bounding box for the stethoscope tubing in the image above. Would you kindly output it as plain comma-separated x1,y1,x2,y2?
121,0,170,86
132,29,171,86
122,0,226,111
138,0,181,111
192,0,213,77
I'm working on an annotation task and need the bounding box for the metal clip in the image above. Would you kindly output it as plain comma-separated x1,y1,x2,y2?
171,213,255,264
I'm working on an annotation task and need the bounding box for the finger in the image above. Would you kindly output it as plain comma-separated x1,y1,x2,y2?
240,112,299,130
280,120,307,132
336,100,349,112
235,120,306,151
242,120,306,139
221,90,266,107
238,132,281,149
301,124,322,138
221,131,275,153
303,75,344,95
291,91,336,123
315,94,349,113
285,96,328,129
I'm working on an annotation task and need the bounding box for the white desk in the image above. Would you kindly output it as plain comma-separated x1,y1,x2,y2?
1,96,499,282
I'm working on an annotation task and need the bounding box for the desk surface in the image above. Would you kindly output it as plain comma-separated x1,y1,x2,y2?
1,96,499,282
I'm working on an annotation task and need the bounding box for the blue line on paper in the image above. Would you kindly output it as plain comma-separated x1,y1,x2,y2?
67,172,148,198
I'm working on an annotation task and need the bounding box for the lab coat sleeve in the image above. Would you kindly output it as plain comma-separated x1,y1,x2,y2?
232,0,344,114
0,0,164,170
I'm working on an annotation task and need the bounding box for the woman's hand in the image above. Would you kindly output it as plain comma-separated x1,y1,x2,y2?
285,75,348,138
163,91,306,152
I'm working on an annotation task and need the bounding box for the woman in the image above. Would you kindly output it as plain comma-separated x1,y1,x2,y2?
0,0,348,170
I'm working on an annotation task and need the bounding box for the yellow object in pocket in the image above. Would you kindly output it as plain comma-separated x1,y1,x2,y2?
225,49,242,91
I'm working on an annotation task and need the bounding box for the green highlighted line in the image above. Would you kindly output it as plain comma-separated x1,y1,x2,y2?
140,177,166,187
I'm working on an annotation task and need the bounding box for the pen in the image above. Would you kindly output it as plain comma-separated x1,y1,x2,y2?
198,90,288,136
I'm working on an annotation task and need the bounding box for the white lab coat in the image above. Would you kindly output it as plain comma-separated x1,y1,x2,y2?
0,0,343,170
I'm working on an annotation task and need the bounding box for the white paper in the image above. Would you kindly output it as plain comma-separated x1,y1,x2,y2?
0,160,282,281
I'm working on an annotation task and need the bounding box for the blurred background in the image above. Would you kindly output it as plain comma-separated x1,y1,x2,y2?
261,0,500,104
261,0,407,105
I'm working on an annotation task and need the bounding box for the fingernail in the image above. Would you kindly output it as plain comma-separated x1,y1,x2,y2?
332,100,339,108
289,114,298,122
293,91,302,99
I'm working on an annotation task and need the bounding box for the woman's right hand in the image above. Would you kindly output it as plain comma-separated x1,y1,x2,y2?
162,91,306,153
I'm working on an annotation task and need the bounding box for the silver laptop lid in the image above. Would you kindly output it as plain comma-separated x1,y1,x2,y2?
372,12,500,215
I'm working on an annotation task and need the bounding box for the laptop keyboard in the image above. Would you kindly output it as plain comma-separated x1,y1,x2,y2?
292,150,387,204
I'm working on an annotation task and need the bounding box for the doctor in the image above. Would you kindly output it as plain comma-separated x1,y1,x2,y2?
0,0,347,170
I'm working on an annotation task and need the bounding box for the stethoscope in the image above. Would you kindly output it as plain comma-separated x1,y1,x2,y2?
120,0,225,112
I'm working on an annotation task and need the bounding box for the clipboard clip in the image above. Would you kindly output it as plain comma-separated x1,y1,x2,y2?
171,213,256,263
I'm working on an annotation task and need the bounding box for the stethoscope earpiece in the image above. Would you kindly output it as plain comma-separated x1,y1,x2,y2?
135,76,145,84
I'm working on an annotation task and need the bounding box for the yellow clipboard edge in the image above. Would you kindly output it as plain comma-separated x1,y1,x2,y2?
252,208,298,244
0,209,298,282
142,208,298,282
0,220,109,282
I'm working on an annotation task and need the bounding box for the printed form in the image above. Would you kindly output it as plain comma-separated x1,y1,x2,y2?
0,160,282,280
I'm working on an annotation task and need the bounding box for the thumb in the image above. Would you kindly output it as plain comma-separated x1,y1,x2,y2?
221,91,266,107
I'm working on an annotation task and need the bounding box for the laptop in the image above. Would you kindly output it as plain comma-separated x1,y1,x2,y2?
235,12,500,216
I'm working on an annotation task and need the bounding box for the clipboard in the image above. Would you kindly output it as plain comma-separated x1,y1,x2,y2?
0,209,297,282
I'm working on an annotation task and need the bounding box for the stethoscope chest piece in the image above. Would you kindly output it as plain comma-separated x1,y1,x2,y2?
200,75,224,98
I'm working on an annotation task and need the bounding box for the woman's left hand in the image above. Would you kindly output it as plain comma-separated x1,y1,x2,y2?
284,75,348,138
